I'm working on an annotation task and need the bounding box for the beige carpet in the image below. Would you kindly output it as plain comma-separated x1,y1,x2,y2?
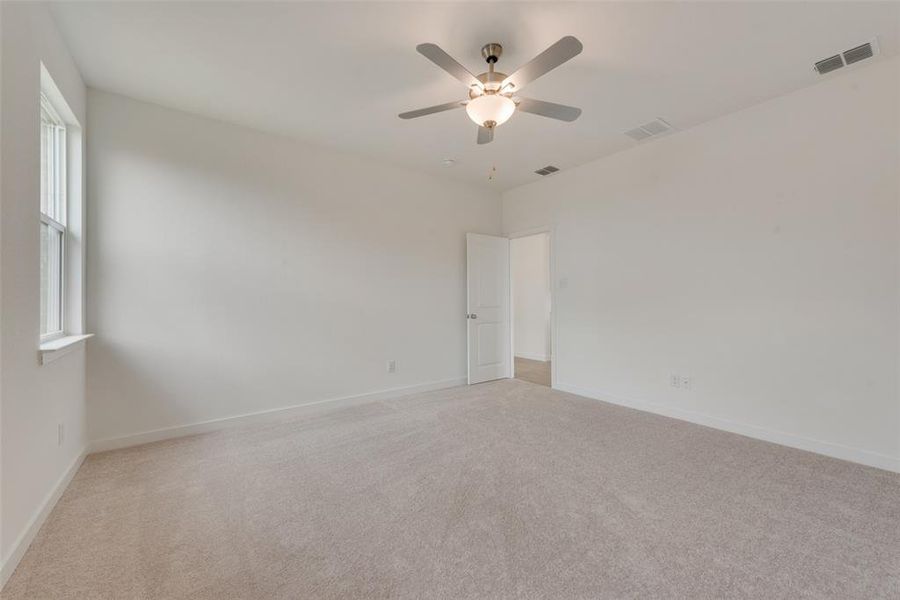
5,379,900,599
514,357,551,387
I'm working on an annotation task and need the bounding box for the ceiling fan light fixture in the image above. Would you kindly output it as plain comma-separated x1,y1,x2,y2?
465,94,515,127
401,37,583,144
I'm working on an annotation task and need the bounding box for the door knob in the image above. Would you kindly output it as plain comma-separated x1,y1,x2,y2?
468,313,478,319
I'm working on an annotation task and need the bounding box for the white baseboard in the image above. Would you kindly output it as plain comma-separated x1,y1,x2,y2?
555,382,900,474
1,448,87,590
89,377,467,453
515,353,550,362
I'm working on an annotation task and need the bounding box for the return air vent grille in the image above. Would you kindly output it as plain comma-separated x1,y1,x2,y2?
814,40,878,74
624,118,674,143
535,165,560,176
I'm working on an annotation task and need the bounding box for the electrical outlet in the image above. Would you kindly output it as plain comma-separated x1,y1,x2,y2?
387,360,396,374
669,373,693,390
57,423,65,446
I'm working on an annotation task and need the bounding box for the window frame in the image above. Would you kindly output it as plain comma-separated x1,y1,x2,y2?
40,92,68,343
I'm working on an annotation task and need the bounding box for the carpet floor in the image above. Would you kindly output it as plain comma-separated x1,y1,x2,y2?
4,379,900,599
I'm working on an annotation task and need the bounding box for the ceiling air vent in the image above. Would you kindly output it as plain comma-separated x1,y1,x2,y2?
534,165,560,176
624,118,674,143
815,40,878,74
843,42,874,65
814,55,844,75
625,127,652,141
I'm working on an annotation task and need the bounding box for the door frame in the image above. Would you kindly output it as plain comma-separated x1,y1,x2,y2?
507,226,556,389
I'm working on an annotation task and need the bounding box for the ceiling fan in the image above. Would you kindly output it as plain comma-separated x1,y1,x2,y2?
399,37,583,144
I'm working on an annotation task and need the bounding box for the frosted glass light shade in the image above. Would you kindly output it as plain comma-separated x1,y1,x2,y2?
466,95,515,127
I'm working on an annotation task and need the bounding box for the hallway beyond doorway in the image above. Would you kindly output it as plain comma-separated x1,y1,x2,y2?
510,232,551,388
514,357,550,387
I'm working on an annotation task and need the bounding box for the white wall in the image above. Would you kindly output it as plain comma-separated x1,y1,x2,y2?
86,90,501,444
503,57,900,472
0,1,88,584
511,233,550,362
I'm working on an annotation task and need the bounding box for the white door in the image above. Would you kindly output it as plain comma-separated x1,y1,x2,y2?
467,233,511,384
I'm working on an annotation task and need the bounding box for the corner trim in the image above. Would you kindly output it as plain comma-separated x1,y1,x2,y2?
555,382,900,474
89,377,467,453
1,449,87,590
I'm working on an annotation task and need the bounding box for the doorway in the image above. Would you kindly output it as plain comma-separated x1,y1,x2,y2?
510,233,551,387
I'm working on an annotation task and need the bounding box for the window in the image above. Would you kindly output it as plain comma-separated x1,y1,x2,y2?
40,93,67,340
37,65,90,363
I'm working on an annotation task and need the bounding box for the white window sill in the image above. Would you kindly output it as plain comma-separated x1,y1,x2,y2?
39,334,94,365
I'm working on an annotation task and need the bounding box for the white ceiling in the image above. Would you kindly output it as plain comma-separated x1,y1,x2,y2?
50,1,899,191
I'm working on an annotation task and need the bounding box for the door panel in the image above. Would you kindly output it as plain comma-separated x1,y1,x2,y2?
467,233,510,384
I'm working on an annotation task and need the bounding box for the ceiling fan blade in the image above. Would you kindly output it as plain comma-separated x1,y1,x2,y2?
398,101,465,120
477,126,494,145
501,36,583,92
515,97,582,122
416,43,484,90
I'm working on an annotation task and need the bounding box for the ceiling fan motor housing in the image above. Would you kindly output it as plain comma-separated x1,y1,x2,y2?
469,70,508,98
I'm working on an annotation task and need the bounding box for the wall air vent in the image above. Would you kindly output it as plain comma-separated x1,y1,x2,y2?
815,40,878,75
535,165,560,176
624,118,674,143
